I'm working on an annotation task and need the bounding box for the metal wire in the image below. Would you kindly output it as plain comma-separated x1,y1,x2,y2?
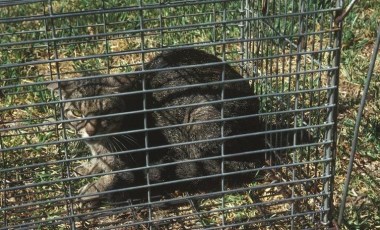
337,22,380,226
0,0,342,229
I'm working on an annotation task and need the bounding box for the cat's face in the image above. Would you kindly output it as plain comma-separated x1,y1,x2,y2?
48,78,126,142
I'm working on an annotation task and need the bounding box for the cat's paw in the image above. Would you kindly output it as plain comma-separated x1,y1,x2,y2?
74,163,92,176
76,182,101,209
78,182,101,199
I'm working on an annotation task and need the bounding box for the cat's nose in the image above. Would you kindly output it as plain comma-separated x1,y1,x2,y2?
85,120,97,136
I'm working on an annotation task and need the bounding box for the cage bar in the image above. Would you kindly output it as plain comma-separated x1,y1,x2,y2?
0,0,342,229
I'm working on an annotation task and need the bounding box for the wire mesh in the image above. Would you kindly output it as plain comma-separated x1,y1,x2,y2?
1,0,342,229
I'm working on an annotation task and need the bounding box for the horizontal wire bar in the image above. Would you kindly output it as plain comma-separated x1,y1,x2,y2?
0,36,340,70
0,3,340,24
1,147,333,194
0,118,334,156
0,15,340,49
0,89,335,134
0,61,338,97
1,194,330,230
1,174,331,213
1,133,333,177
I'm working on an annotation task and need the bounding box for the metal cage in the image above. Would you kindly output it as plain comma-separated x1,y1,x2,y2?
0,0,342,229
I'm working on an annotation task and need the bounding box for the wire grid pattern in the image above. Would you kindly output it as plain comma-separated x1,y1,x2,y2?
0,0,342,229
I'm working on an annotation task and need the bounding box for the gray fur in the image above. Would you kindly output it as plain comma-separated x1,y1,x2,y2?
49,49,264,207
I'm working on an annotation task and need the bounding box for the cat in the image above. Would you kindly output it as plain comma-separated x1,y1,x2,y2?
48,48,264,206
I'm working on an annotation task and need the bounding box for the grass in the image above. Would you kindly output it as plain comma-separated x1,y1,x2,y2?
334,0,380,229
1,0,379,229
0,1,266,229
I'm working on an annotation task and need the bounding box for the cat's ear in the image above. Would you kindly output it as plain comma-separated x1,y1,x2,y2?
106,85,129,95
107,86,123,94
47,81,70,99
110,75,142,93
47,82,59,91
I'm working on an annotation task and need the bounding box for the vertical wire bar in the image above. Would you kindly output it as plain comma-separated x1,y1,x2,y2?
159,0,163,49
301,0,308,174
220,2,227,226
0,4,12,221
102,0,111,74
279,0,287,157
0,104,7,228
275,0,282,155
338,23,380,226
287,0,296,226
0,9,12,220
138,1,151,228
245,0,251,80
323,6,336,227
211,1,216,55
321,0,344,225
300,0,307,207
290,0,306,227
260,0,270,158
286,0,295,166
306,1,318,222
47,1,76,228
268,1,274,153
313,9,324,212
239,0,245,77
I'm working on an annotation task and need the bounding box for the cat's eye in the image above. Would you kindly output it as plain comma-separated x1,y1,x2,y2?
71,109,83,117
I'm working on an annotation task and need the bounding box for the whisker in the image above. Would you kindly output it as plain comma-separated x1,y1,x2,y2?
111,136,125,152
113,135,138,163
119,135,135,147
120,134,140,148
105,137,116,153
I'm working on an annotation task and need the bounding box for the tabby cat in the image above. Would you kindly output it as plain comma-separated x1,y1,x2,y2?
48,49,264,206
